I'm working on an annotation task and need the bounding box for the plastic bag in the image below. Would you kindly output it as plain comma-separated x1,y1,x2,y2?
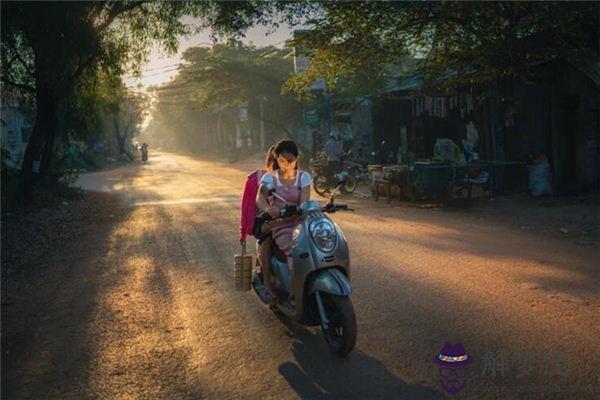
529,159,552,197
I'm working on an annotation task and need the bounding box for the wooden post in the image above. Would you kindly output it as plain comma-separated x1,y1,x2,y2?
550,66,560,193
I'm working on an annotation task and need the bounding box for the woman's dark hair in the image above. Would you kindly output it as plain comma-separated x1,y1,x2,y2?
272,139,299,170
274,139,299,157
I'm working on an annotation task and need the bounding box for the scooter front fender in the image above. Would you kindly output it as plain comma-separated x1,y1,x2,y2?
308,268,352,296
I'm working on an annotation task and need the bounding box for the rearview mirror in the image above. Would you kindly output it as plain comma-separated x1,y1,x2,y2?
259,182,275,197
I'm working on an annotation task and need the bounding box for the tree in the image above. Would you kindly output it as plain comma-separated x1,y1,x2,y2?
0,0,278,200
148,41,304,154
284,2,599,93
113,92,150,159
98,78,150,159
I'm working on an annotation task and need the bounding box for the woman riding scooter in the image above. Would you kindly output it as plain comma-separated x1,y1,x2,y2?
252,142,357,356
256,139,312,303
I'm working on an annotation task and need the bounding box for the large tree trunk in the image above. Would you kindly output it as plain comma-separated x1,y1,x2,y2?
19,83,59,201
113,117,134,160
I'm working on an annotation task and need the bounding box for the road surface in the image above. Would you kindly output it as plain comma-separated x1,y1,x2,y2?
2,150,599,399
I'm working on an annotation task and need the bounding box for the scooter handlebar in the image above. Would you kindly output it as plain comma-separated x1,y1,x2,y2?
323,203,354,213
279,205,300,218
260,203,353,220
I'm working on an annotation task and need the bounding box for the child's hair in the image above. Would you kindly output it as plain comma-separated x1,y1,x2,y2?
265,145,276,172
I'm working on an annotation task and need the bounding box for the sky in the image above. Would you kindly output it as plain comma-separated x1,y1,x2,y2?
125,22,296,90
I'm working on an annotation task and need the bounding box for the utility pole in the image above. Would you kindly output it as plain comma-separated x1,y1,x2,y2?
260,96,265,150
326,90,333,135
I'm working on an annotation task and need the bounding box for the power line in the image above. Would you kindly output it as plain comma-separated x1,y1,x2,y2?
129,67,181,78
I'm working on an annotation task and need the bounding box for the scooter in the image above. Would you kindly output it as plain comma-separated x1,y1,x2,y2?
252,174,357,357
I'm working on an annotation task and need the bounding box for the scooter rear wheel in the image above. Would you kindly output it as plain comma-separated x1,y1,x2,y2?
320,294,356,357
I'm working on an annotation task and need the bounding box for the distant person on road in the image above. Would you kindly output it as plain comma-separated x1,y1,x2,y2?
141,143,149,163
239,145,276,245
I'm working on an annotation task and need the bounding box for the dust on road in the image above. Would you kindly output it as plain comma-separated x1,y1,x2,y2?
2,150,598,399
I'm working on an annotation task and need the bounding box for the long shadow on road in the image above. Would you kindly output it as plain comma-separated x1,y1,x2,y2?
1,193,135,399
274,313,444,400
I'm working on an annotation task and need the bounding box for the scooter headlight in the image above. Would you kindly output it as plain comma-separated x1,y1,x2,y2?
309,219,337,253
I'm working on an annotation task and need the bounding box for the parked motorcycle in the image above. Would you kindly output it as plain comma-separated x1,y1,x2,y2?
312,151,358,197
252,174,357,356
344,150,370,185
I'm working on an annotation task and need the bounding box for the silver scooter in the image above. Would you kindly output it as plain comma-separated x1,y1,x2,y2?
252,173,357,357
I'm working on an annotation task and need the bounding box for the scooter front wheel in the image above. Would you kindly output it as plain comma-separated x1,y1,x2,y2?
320,294,356,357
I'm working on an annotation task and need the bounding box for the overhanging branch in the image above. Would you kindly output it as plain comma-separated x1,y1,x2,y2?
0,76,35,93
95,1,149,32
6,39,34,78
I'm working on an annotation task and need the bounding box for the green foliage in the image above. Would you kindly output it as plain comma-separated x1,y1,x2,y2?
162,41,296,110
0,0,275,196
284,1,599,93
149,41,303,153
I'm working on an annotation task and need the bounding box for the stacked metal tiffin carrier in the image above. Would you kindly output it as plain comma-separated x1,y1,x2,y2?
234,243,253,291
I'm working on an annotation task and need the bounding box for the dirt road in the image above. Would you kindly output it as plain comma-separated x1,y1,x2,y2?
2,150,599,399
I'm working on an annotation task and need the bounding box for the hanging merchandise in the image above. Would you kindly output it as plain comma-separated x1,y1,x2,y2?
425,96,433,115
466,93,474,113
466,121,479,143
458,93,466,118
449,94,458,110
418,97,424,116
441,97,448,118
432,97,445,118
504,106,515,128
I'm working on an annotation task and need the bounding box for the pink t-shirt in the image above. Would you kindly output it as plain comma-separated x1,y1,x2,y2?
239,169,265,241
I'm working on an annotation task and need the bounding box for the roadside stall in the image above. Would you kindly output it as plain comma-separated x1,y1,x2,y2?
371,138,495,203
372,161,494,203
